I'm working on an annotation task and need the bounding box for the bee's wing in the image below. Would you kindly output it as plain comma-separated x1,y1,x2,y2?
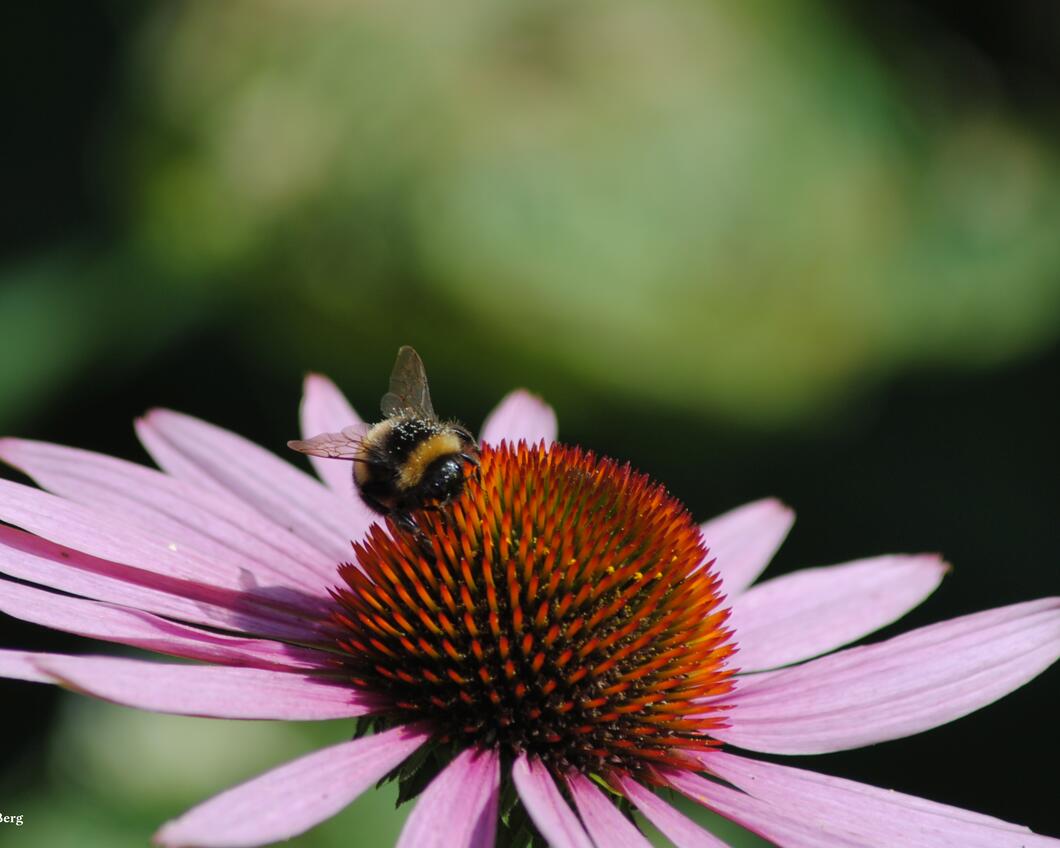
287,424,367,460
380,345,436,419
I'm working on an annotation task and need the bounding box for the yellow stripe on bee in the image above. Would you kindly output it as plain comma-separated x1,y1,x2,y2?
399,432,464,489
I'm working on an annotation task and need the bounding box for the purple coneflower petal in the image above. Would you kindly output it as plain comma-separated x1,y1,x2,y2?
299,373,364,499
706,751,1060,847
0,526,327,641
512,754,594,848
480,390,557,448
136,409,374,562
0,579,323,671
728,554,948,671
396,747,500,848
0,478,282,594
664,768,864,847
154,724,429,848
0,477,331,624
698,498,794,594
0,649,52,683
567,772,652,847
25,654,372,720
617,776,731,848
0,438,340,591
715,597,1060,754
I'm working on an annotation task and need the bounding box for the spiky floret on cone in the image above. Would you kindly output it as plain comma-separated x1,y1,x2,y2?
332,442,736,778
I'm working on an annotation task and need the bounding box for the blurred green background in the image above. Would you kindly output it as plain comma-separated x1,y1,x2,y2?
1,1,1057,845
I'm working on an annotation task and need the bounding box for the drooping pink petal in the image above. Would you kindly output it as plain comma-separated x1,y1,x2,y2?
0,649,52,683
136,409,375,563
30,654,374,720
155,724,429,848
0,438,341,592
567,772,652,847
299,373,364,499
728,554,948,672
0,476,334,620
0,579,325,671
616,776,732,848
512,754,594,848
699,499,794,594
0,526,327,641
715,597,1060,754
480,390,557,448
664,768,865,848
705,751,1060,847
0,478,235,587
397,747,500,848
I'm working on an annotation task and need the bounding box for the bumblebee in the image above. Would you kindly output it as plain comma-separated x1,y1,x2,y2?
288,346,479,518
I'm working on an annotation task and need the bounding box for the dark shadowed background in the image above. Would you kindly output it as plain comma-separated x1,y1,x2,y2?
1,2,1057,845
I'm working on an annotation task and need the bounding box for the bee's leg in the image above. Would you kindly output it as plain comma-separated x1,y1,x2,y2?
392,511,421,536
397,505,454,552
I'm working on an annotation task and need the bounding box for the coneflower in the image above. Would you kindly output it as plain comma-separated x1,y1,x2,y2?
0,376,1056,847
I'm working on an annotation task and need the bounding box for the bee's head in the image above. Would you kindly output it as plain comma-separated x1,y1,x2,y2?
418,452,476,506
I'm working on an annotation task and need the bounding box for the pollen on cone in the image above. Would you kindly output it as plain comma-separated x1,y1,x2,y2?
332,442,736,778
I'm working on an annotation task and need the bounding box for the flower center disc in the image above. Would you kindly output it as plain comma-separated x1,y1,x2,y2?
333,442,735,777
